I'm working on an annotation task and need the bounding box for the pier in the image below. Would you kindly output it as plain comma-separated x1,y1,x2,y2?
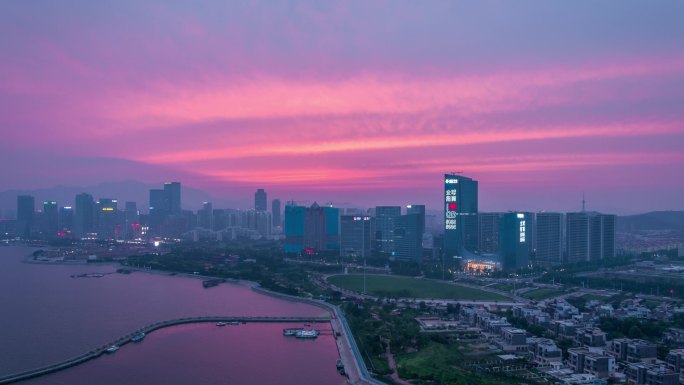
0,315,330,384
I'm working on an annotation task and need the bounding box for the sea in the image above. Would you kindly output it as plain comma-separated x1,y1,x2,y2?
0,246,342,385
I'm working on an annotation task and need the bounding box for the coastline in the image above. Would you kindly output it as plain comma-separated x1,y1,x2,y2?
4,247,384,385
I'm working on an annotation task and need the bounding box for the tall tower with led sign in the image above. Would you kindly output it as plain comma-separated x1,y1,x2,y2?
443,173,478,269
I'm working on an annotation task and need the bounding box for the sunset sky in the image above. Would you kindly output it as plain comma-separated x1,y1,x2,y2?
1,1,683,213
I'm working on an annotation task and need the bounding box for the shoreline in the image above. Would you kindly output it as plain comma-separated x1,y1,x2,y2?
4,247,384,385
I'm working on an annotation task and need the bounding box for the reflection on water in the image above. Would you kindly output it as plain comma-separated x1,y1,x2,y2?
0,247,337,385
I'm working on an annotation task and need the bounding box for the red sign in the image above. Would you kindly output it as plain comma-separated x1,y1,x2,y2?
448,203,457,211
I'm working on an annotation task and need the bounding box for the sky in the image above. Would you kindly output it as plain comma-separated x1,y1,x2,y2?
1,1,683,213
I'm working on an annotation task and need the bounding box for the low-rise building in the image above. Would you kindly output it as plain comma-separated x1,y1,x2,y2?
626,363,679,385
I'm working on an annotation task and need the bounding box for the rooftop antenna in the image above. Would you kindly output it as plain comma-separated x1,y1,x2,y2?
582,193,586,212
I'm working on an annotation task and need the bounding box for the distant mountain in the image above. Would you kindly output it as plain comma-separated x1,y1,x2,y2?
617,211,684,232
0,180,215,214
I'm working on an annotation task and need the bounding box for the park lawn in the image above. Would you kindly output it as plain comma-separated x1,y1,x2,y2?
521,288,564,300
328,274,510,301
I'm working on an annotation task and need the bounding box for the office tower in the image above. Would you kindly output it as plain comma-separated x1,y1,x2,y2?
255,189,267,211
340,215,372,258
500,212,531,270
394,213,423,260
272,199,281,227
478,212,502,254
16,195,35,239
284,202,339,253
163,182,181,214
443,174,479,261
124,202,139,239
375,206,401,255
42,201,59,238
284,203,306,253
74,193,95,238
304,203,339,251
567,212,616,263
59,206,74,235
198,202,213,229
149,188,169,234
407,204,426,239
536,212,564,266
96,198,119,239
212,209,226,231
254,210,272,237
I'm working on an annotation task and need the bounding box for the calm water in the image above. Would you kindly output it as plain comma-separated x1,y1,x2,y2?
20,322,342,385
0,247,341,384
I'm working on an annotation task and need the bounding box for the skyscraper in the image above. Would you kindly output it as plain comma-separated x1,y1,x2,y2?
375,206,401,255
443,174,478,262
284,203,306,253
149,188,169,234
96,198,119,239
478,212,502,254
535,212,564,266
340,215,372,258
272,199,281,227
74,193,94,238
124,201,139,239
255,189,267,211
164,182,181,214
566,212,616,263
42,201,59,238
394,212,423,260
16,195,35,239
198,202,213,229
59,206,74,235
500,212,531,270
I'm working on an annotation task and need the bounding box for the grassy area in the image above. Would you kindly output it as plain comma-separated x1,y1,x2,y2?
521,288,564,300
328,274,510,301
581,293,613,302
396,342,527,385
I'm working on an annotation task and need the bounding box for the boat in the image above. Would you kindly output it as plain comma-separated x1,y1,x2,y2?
336,359,344,369
295,329,319,339
105,345,119,353
130,332,146,342
216,322,228,326
283,328,304,336
229,321,239,325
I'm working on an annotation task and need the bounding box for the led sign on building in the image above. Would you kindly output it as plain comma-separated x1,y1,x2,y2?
518,213,526,243
445,178,458,230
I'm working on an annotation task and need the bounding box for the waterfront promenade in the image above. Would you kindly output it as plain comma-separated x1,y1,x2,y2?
0,315,330,385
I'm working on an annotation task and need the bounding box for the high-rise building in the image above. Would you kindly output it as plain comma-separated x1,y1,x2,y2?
74,193,94,238
149,188,169,234
284,203,306,253
567,212,616,263
284,202,339,253
536,212,564,266
407,204,426,239
42,201,59,238
478,212,502,254
375,206,401,255
59,206,74,235
443,174,478,261
340,215,372,258
304,203,339,251
16,195,35,239
500,212,531,270
272,199,281,227
163,182,181,214
124,202,139,239
198,202,213,229
394,213,423,260
255,189,267,211
96,198,119,239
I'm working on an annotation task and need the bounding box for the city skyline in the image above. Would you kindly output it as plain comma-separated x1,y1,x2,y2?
2,1,684,214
